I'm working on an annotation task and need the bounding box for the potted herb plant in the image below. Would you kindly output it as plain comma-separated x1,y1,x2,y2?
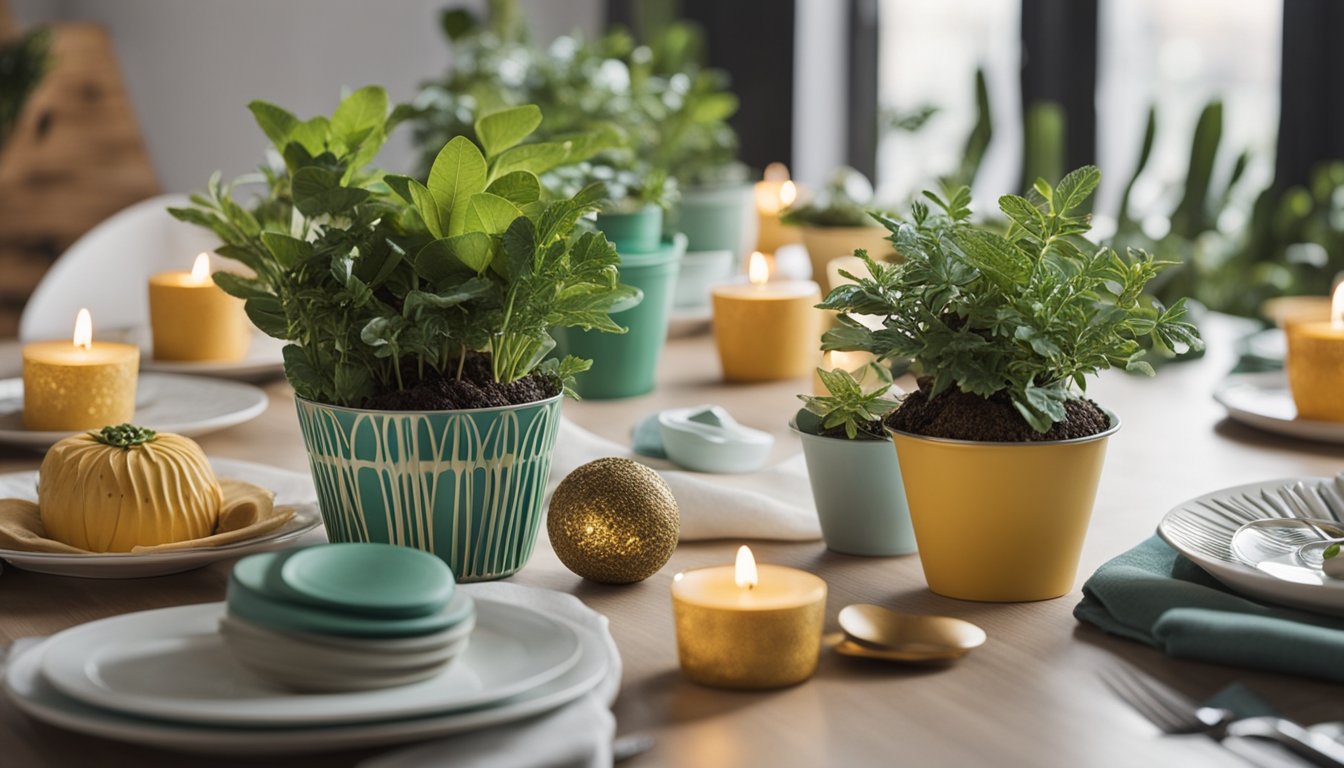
171,89,638,581
820,167,1203,601
793,364,916,556
782,167,896,293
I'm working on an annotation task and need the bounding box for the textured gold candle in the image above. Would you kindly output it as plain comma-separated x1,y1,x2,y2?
1286,284,1344,422
711,252,822,382
755,163,802,254
671,546,826,690
23,309,139,431
148,253,251,362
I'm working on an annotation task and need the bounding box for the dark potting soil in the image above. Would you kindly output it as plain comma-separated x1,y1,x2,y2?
886,378,1110,442
361,354,559,411
817,421,887,440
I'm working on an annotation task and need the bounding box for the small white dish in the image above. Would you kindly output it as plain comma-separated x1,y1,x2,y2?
658,404,774,473
1214,371,1344,445
3,599,612,754
0,373,268,450
40,600,582,726
1158,475,1344,616
0,458,320,578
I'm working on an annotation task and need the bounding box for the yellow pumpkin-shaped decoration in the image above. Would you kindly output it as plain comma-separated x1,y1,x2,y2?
38,424,223,552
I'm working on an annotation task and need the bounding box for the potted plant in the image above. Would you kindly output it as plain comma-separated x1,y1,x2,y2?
782,167,896,293
820,166,1203,601
170,88,638,581
793,364,916,556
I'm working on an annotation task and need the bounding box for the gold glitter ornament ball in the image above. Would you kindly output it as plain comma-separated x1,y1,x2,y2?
547,457,680,584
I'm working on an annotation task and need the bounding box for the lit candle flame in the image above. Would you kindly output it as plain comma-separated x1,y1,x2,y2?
748,251,769,286
73,308,92,351
780,180,797,208
1333,282,1344,331
191,253,211,284
763,162,790,183
735,545,758,590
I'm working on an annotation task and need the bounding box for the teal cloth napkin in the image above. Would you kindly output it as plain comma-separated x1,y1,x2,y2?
1075,536,1344,682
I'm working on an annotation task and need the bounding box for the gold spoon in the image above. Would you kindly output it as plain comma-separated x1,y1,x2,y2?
836,604,987,663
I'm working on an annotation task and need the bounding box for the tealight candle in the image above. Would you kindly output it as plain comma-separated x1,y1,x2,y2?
711,252,822,382
22,309,139,431
755,162,802,254
671,546,826,689
148,253,251,362
1286,283,1344,421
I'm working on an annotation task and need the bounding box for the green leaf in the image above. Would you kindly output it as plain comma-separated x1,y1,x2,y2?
944,227,1030,289
486,171,541,205
503,216,537,280
331,86,388,147
1053,165,1100,215
406,179,448,239
490,141,571,179
243,296,288,339
291,167,369,217
474,104,542,158
211,272,270,301
464,192,524,236
426,136,488,237
450,231,494,274
260,232,313,268
247,101,298,152
413,238,465,283
282,344,326,401
288,116,330,156
1326,543,1340,560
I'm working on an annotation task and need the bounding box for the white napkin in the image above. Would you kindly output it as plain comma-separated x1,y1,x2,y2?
359,582,621,768
547,418,821,542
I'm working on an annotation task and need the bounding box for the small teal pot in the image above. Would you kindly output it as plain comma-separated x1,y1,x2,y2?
294,394,563,582
595,204,663,254
553,233,686,399
794,426,917,556
667,183,755,265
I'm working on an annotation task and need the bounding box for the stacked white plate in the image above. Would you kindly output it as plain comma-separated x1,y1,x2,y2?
3,594,613,754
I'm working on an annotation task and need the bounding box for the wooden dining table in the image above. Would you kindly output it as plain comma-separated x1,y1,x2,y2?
1,314,1341,767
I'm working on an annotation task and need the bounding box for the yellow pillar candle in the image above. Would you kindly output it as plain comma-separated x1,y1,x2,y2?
1286,284,1344,422
755,162,802,254
712,252,823,382
672,546,826,689
148,253,251,362
23,309,139,431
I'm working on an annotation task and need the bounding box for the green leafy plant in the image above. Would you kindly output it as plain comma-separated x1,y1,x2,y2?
797,364,899,440
782,167,886,228
0,27,52,151
170,88,636,408
819,166,1204,433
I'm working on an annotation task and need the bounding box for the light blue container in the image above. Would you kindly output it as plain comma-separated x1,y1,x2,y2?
294,395,563,582
795,427,917,556
667,183,756,267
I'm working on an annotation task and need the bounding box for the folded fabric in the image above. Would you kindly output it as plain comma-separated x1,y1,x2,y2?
359,581,621,768
0,478,295,554
548,418,821,542
1075,535,1344,682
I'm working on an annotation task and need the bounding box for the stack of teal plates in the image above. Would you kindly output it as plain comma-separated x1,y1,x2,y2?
220,543,475,692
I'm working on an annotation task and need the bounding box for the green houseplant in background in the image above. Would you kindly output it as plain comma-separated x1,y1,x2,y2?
821,166,1202,601
782,166,896,293
792,364,915,557
0,27,51,152
171,88,637,581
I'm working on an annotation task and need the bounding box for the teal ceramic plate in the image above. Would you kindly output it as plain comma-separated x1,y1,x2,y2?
276,543,454,618
228,567,474,637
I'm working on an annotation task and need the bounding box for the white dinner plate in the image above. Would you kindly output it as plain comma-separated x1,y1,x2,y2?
1213,371,1344,445
141,332,285,380
1158,475,1344,616
41,600,581,726
4,602,610,755
0,373,268,450
0,458,321,578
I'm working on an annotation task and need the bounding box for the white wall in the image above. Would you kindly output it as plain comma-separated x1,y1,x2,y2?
12,0,602,193
791,0,847,189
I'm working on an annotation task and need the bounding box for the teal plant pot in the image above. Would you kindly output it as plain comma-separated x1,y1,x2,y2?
294,394,564,582
595,205,663,254
795,428,917,556
554,233,686,399
667,183,756,266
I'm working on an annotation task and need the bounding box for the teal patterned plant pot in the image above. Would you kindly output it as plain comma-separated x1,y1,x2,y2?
294,394,563,582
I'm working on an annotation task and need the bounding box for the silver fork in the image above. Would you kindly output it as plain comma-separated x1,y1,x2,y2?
1100,663,1344,767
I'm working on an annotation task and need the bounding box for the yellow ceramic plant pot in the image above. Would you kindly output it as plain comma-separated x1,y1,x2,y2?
889,416,1119,602
800,226,895,293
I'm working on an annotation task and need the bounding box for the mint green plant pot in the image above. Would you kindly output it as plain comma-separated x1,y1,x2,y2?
667,183,756,265
294,394,563,582
553,233,687,399
595,205,663,254
795,428,916,556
